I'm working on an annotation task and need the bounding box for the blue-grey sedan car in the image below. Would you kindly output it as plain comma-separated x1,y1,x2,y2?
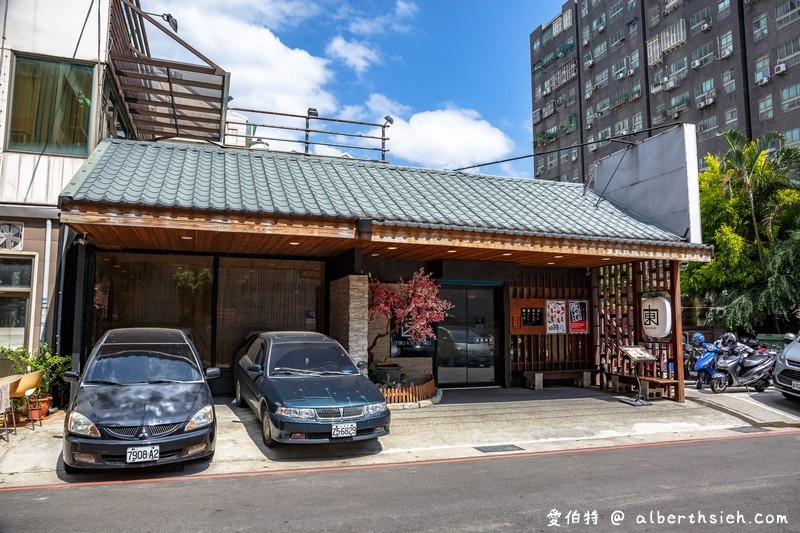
233,332,390,446
62,328,219,472
775,332,800,401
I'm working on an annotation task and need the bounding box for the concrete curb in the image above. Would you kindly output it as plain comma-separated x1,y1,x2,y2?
387,388,442,410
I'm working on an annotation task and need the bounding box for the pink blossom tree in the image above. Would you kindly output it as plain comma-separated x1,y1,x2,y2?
368,268,453,362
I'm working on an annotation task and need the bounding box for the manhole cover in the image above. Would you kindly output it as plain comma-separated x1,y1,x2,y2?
474,444,524,453
730,426,770,433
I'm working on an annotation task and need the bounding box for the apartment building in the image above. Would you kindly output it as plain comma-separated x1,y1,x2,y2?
530,0,800,182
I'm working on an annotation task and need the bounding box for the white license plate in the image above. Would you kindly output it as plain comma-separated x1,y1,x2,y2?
331,423,357,438
126,445,159,463
792,380,800,391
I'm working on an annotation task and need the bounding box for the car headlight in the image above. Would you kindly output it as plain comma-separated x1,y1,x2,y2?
185,405,214,431
276,407,316,419
364,402,388,416
67,411,100,438
777,351,787,365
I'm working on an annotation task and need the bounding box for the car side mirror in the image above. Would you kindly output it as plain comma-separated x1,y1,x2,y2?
248,363,264,374
63,370,80,383
205,367,221,380
783,333,797,345
357,360,368,370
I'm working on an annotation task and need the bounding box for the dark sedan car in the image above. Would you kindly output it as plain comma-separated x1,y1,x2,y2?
62,328,219,472
234,331,390,446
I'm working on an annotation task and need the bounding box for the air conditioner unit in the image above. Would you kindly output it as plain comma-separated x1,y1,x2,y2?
627,69,635,76
586,122,593,130
697,101,706,109
662,76,670,84
595,111,603,118
597,24,605,33
701,22,711,32
0,222,24,251
775,62,787,75
583,38,590,46
665,79,677,90
757,76,769,86
585,92,592,100
572,154,578,161
672,111,680,119
720,48,731,59
617,129,629,136
691,59,702,70
590,145,598,152
697,125,705,132
585,59,595,68
543,88,552,95
705,96,715,105
617,72,626,80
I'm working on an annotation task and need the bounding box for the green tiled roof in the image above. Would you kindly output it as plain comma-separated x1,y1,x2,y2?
61,139,698,247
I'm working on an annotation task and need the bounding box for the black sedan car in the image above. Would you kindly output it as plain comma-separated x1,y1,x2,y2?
234,331,390,446
62,328,219,472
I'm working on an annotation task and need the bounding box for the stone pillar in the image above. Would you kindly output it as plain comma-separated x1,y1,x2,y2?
329,275,369,364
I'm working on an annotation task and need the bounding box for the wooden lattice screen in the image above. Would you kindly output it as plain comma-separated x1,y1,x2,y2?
594,260,684,401
509,270,593,380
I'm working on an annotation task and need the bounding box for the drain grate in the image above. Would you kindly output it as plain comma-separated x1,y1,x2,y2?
730,426,770,433
474,444,524,453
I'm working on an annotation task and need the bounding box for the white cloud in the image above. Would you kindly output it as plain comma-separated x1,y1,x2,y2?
348,0,418,35
388,107,515,169
365,93,411,119
326,36,380,74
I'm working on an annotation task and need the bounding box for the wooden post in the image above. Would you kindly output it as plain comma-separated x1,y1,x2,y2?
670,261,685,402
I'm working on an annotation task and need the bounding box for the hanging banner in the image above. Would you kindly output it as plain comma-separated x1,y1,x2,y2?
641,296,672,338
546,300,566,334
568,300,589,334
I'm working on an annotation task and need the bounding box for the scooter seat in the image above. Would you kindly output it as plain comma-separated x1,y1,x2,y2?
743,355,768,368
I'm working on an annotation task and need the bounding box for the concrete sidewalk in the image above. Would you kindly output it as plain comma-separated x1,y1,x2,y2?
1,386,799,488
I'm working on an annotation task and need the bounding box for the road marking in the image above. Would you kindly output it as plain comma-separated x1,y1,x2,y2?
730,395,800,421
1,429,799,494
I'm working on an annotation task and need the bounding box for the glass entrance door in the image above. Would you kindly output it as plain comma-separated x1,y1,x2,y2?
436,286,500,387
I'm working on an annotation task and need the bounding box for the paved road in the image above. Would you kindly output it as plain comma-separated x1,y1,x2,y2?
1,430,798,533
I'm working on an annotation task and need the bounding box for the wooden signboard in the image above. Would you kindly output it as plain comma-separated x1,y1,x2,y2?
510,298,546,335
619,345,658,363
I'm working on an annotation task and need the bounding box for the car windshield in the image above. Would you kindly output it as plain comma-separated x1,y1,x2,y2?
269,343,358,376
83,343,203,384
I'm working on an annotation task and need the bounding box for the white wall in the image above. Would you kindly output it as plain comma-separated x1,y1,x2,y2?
590,124,702,244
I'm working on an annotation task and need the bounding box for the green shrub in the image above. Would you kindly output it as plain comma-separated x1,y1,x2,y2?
2,344,71,398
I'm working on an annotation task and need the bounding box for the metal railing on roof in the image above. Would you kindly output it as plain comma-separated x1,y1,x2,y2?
225,108,392,162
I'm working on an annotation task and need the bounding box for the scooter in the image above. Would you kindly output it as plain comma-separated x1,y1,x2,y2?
710,343,778,393
693,341,727,390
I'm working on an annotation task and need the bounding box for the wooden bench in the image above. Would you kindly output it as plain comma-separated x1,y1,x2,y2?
523,370,600,390
608,372,679,399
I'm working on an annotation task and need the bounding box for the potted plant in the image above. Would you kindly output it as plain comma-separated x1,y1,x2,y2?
3,344,71,420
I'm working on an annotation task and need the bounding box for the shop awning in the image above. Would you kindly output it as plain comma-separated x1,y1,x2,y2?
59,139,714,267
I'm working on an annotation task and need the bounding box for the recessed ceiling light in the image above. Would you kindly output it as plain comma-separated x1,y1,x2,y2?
502,252,512,256
447,249,457,253
289,241,300,246
387,246,398,250
554,255,563,259
602,257,611,261
181,236,192,240
371,253,380,257
547,262,555,265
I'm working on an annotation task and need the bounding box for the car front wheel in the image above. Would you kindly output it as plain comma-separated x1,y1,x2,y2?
235,380,246,408
261,409,278,448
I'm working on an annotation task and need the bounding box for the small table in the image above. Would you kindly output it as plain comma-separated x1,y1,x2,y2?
0,374,22,440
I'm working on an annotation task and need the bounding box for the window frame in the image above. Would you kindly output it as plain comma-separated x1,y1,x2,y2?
0,251,38,350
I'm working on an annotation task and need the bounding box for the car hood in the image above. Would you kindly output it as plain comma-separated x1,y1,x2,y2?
268,373,385,408
72,382,211,426
783,341,800,364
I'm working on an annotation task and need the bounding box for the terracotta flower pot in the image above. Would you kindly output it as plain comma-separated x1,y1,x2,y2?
5,410,23,426
27,396,52,421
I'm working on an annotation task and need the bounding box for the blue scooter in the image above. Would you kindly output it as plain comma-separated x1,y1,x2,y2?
694,341,727,390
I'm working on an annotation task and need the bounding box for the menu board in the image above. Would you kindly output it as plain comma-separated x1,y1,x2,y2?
568,300,589,334
546,300,567,334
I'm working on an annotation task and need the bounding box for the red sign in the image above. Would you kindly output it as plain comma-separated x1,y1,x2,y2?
568,300,589,334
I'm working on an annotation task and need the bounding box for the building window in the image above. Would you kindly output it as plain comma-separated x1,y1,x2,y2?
628,18,638,38
572,169,580,182
594,69,609,89
615,118,630,134
649,5,661,28
759,94,774,121
7,57,94,157
778,36,800,68
786,127,800,146
0,256,33,349
690,7,712,35
547,152,558,169
632,112,643,132
536,157,545,176
776,0,800,28
628,0,636,10
560,149,570,164
581,0,588,17
722,69,736,93
718,0,730,20
593,41,608,61
753,14,768,42
782,82,800,112
630,50,640,69
610,1,624,22
725,108,738,129
720,31,733,56
755,56,770,83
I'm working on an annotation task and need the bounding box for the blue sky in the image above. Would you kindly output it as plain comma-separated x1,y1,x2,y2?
151,0,567,177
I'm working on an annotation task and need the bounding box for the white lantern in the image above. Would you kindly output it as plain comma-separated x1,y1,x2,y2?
641,297,672,338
